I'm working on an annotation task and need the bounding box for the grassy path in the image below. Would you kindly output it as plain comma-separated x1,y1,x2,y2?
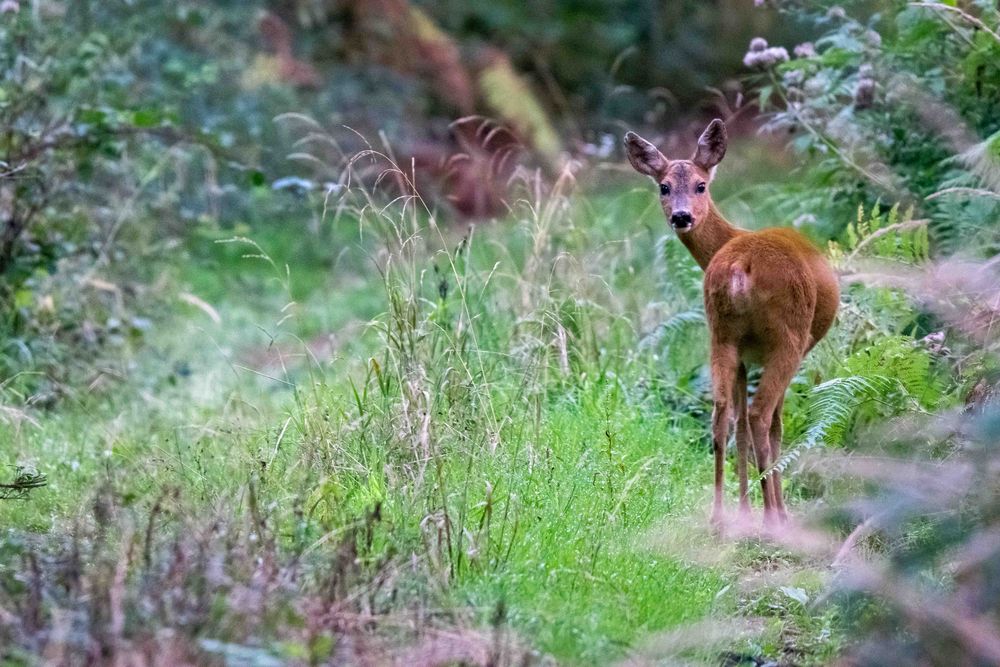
1,192,840,664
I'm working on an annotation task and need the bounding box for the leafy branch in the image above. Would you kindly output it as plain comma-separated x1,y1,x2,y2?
0,466,47,500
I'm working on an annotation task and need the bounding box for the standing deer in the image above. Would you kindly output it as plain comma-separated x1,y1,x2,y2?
624,119,839,527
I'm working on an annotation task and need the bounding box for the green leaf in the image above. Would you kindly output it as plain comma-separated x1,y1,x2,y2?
130,109,164,128
757,84,774,111
77,107,108,125
779,586,810,606
13,289,33,309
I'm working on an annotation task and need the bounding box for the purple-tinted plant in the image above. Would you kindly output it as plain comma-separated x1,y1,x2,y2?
742,1,1000,252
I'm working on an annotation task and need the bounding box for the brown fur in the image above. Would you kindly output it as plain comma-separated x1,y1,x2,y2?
625,120,839,527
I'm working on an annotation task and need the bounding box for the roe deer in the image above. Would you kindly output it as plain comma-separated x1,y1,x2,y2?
624,119,839,527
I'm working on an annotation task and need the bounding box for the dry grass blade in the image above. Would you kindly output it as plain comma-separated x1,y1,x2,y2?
925,186,1000,202
617,618,767,667
178,291,222,324
909,2,1000,46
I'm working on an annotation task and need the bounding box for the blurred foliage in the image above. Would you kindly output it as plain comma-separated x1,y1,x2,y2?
0,1,304,397
0,4,166,394
1,1,1000,662
746,0,1000,249
825,312,1000,666
0,0,824,400
427,0,810,129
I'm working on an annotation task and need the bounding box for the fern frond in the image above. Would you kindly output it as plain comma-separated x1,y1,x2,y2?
774,374,900,473
958,130,1000,192
841,335,941,407
844,203,929,265
776,334,944,473
639,308,705,350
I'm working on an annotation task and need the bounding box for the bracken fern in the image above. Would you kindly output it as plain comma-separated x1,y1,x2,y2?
775,373,900,473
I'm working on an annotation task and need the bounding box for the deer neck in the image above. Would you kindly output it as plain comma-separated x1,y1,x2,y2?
678,203,743,270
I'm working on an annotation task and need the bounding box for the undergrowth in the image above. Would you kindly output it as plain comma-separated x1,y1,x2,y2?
0,117,964,665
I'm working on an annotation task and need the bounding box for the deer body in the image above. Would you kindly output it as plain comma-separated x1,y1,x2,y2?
625,120,839,525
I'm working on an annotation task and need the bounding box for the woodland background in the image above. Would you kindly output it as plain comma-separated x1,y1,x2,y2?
1,1,1000,665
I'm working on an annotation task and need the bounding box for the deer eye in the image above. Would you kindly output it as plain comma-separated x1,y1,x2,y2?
696,182,707,193
659,183,670,196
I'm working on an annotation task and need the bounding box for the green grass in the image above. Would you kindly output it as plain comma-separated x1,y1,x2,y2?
437,392,723,661
0,186,735,662
1,138,939,665
0,335,729,663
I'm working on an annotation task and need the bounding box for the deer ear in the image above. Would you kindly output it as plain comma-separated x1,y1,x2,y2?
692,119,728,176
624,132,668,179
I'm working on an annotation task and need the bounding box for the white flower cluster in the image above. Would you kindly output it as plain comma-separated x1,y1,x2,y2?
743,37,789,69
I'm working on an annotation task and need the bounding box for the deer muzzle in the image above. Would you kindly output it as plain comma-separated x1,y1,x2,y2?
670,210,693,231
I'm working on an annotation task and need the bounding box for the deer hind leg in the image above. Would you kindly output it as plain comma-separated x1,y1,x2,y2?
770,396,788,522
734,363,751,518
710,343,739,527
749,349,801,527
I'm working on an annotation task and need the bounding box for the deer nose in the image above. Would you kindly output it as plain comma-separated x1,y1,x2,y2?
670,211,693,229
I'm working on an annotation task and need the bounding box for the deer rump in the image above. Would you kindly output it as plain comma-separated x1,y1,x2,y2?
703,229,819,362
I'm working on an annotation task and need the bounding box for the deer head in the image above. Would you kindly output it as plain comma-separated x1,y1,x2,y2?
624,119,728,233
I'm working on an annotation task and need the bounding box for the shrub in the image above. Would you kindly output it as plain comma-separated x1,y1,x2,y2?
744,0,1000,251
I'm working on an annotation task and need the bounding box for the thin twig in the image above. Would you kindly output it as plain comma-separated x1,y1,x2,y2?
832,513,881,567
910,2,1000,46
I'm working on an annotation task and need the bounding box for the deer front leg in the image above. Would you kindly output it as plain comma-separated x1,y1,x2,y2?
710,343,739,528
